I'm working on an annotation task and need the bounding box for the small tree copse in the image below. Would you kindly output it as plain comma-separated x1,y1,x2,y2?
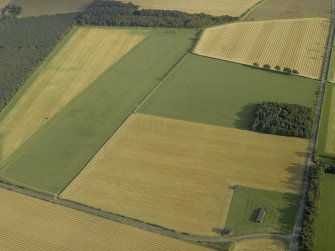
251,102,312,138
253,62,259,67
292,69,299,74
283,67,292,74
275,65,281,71
263,64,270,70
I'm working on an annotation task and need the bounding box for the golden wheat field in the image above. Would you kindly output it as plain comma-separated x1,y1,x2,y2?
120,0,261,16
62,114,308,237
0,188,210,251
0,27,144,162
232,238,288,251
194,18,329,79
0,0,10,9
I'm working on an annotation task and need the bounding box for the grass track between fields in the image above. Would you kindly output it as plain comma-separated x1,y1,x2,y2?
0,28,197,194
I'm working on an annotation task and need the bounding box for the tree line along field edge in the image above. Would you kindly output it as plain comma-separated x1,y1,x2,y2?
0,28,198,194
0,27,146,163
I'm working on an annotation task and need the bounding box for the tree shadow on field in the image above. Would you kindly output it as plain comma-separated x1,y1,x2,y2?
234,103,257,130
277,192,300,234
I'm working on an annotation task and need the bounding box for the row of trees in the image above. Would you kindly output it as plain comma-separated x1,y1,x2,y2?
300,161,335,251
77,0,238,28
0,14,75,110
251,102,312,138
252,63,299,74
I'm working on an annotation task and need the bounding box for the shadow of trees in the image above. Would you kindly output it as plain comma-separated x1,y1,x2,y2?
233,103,257,130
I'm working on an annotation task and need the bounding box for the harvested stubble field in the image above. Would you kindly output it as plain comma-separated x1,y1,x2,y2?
0,29,197,194
0,188,210,251
10,0,93,16
62,114,308,237
245,0,331,21
194,18,329,79
138,54,318,130
0,27,144,163
120,0,261,17
0,0,10,9
232,238,288,251
316,83,335,160
314,174,335,251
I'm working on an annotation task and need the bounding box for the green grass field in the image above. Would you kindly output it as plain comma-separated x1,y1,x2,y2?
225,186,299,236
11,0,92,17
316,83,335,161
0,28,197,194
327,43,335,82
138,54,319,130
314,174,335,251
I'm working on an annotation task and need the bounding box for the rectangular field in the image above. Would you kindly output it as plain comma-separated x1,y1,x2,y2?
316,83,335,160
225,186,299,235
0,188,209,251
0,29,197,194
245,0,331,21
120,0,261,17
232,238,288,251
10,0,93,16
0,27,145,163
61,114,308,237
194,18,329,79
138,54,318,130
314,174,335,251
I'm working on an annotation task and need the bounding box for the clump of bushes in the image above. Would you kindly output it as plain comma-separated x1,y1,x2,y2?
251,102,312,138
77,0,239,28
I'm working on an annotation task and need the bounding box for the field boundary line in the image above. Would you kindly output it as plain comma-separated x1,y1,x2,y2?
290,0,335,250
0,179,290,244
57,52,189,196
134,52,189,113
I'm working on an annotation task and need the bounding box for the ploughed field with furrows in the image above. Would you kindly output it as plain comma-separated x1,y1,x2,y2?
0,188,210,251
194,18,329,79
120,0,261,17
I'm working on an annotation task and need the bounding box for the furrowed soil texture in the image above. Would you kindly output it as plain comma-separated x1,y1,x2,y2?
0,188,210,251
314,174,335,251
0,27,145,163
316,83,335,160
0,29,197,194
120,0,261,17
194,18,329,79
61,114,308,237
245,0,331,21
10,0,93,16
232,238,288,251
138,54,318,130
